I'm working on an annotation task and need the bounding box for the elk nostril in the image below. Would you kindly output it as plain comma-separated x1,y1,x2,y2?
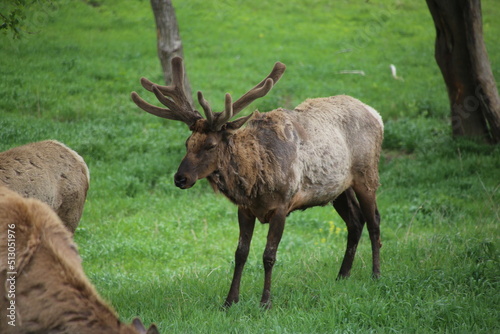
174,174,187,188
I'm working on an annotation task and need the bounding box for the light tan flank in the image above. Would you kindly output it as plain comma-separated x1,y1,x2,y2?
0,140,90,233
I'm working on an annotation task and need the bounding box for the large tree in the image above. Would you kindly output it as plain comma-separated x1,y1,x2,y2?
150,0,193,106
426,0,500,143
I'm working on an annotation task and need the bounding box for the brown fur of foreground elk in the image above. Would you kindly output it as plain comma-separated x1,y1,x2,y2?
0,187,158,334
131,57,384,308
0,140,90,234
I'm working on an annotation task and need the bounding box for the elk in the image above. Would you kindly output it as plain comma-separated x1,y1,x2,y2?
131,57,383,308
0,140,90,234
0,186,158,334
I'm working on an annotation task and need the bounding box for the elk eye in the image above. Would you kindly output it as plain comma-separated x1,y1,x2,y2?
205,142,217,150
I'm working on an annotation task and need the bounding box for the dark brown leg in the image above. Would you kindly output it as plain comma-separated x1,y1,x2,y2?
224,207,256,307
333,187,365,279
352,184,382,278
260,207,287,308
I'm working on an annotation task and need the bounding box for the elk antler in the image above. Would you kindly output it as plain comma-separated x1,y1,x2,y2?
198,61,286,131
131,57,202,127
131,57,286,131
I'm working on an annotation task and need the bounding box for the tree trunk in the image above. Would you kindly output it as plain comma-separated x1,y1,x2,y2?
426,0,500,143
150,0,193,107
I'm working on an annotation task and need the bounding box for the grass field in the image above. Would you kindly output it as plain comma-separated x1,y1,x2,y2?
1,0,499,332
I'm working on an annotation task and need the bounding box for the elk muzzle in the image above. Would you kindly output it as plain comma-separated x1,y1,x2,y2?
174,158,198,189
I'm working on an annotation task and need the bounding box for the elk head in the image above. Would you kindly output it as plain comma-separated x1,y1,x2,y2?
131,57,286,189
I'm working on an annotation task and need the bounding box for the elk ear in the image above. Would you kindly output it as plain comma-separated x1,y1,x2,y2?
147,324,160,334
225,111,258,132
132,318,147,333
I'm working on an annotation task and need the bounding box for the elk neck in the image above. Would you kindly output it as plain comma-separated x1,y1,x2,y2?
207,111,300,210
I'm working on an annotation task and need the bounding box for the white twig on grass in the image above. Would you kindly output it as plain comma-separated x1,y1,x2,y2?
390,64,404,81
335,48,353,54
339,70,366,76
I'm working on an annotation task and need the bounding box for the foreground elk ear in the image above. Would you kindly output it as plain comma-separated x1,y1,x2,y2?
132,317,159,334
132,318,146,333
147,324,160,334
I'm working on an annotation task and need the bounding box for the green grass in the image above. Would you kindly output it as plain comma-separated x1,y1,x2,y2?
1,0,499,332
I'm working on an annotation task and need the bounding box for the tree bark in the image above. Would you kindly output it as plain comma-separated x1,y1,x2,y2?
426,0,500,143
150,0,193,107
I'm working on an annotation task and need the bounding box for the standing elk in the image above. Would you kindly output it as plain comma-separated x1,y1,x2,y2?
0,140,90,234
0,186,158,334
131,57,383,308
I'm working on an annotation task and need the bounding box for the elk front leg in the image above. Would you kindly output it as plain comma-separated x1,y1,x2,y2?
333,187,365,279
224,207,256,307
260,208,287,309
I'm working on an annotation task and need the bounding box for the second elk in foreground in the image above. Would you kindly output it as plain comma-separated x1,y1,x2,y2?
131,57,384,308
0,187,158,334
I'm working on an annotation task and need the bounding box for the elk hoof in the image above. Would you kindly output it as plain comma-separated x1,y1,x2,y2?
260,300,272,310
222,298,238,310
336,272,351,280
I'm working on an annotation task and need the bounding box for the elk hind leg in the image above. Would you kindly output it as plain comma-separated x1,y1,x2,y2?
352,183,381,278
333,187,365,279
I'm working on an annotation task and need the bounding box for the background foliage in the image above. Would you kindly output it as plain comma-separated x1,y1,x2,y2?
1,0,499,332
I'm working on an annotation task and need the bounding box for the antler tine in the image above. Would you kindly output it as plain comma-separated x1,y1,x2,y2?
171,56,186,90
139,57,185,95
206,62,286,131
213,93,234,129
131,91,185,122
231,61,286,116
131,57,201,127
198,92,235,131
206,93,234,131
197,91,214,125
224,93,233,120
140,77,178,100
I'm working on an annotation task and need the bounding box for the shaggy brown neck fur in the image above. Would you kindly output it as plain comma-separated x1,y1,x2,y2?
207,111,298,209
207,132,268,205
